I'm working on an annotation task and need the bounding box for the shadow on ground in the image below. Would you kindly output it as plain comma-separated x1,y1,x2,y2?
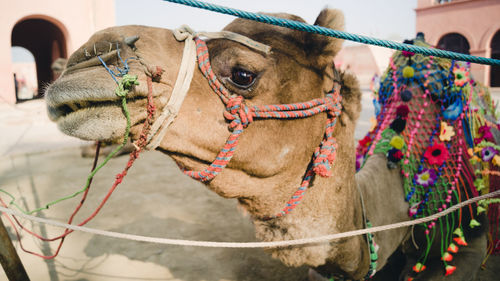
85,215,308,281
1,148,308,280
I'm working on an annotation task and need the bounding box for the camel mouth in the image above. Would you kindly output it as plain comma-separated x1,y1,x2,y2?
50,99,117,120
45,78,150,142
168,151,213,171
48,96,146,121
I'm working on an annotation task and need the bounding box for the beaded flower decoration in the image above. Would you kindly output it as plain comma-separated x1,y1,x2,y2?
356,37,500,277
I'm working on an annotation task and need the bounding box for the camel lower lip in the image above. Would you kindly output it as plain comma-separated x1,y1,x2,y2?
54,105,128,141
170,152,212,171
50,99,119,120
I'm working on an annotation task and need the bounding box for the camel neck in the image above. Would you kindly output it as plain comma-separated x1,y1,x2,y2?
355,154,410,272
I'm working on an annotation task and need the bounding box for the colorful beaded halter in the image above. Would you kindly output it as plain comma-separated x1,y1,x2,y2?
356,37,500,277
161,28,343,219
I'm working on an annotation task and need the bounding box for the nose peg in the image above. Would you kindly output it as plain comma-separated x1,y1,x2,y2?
124,35,140,49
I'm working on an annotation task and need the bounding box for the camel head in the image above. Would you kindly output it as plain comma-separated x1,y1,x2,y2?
46,9,365,273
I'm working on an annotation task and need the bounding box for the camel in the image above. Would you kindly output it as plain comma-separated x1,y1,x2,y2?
44,9,493,280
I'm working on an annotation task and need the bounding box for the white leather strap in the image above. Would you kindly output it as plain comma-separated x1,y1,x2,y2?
145,25,271,150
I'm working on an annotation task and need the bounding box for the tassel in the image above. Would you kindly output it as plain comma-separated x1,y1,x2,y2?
447,243,458,253
413,263,426,273
445,265,456,276
442,252,453,262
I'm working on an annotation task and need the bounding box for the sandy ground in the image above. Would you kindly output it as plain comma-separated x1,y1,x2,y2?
0,91,498,281
1,148,311,281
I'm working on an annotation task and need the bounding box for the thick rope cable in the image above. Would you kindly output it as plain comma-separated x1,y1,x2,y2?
162,0,500,66
1,190,497,249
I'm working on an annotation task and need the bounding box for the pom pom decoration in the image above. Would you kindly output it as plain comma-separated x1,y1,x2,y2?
358,135,372,148
396,104,410,118
402,66,415,78
400,90,413,102
390,135,405,150
402,50,415,57
388,148,404,162
390,117,406,133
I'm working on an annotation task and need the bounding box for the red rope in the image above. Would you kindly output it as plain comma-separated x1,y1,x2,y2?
1,75,157,259
0,143,101,259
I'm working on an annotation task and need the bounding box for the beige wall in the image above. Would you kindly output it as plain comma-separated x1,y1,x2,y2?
336,45,394,88
0,0,115,104
416,0,500,86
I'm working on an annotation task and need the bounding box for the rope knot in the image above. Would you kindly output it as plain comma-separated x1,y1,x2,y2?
148,66,164,82
115,74,139,97
312,140,338,177
223,96,254,129
326,93,343,117
173,25,196,42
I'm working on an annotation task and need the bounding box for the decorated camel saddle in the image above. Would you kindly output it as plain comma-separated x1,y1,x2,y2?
356,35,500,279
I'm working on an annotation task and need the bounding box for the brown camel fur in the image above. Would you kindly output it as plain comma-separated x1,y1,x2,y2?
45,9,486,280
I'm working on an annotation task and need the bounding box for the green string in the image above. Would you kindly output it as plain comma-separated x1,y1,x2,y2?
0,75,138,215
421,222,435,264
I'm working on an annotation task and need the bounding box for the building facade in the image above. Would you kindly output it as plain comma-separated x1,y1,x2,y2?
416,0,500,87
0,0,115,104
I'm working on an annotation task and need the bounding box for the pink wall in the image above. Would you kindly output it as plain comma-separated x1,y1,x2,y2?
0,0,115,104
336,45,394,88
416,0,500,86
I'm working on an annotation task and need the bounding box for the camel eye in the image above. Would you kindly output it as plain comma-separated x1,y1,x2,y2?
230,68,256,88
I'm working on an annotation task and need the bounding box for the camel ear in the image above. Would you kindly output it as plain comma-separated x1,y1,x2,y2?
307,8,345,61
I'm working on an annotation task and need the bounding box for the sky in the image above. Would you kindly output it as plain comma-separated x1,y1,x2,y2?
116,0,417,41
12,0,417,62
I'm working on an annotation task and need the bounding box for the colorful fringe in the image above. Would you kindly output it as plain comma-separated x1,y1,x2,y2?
356,37,500,277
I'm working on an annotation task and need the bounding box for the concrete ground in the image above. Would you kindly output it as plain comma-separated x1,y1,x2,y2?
0,89,498,281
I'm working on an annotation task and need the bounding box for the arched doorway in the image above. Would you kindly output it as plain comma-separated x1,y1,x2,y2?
11,46,37,102
11,17,67,99
437,33,470,55
490,30,500,87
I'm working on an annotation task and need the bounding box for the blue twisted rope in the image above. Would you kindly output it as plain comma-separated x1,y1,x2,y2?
163,0,500,66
